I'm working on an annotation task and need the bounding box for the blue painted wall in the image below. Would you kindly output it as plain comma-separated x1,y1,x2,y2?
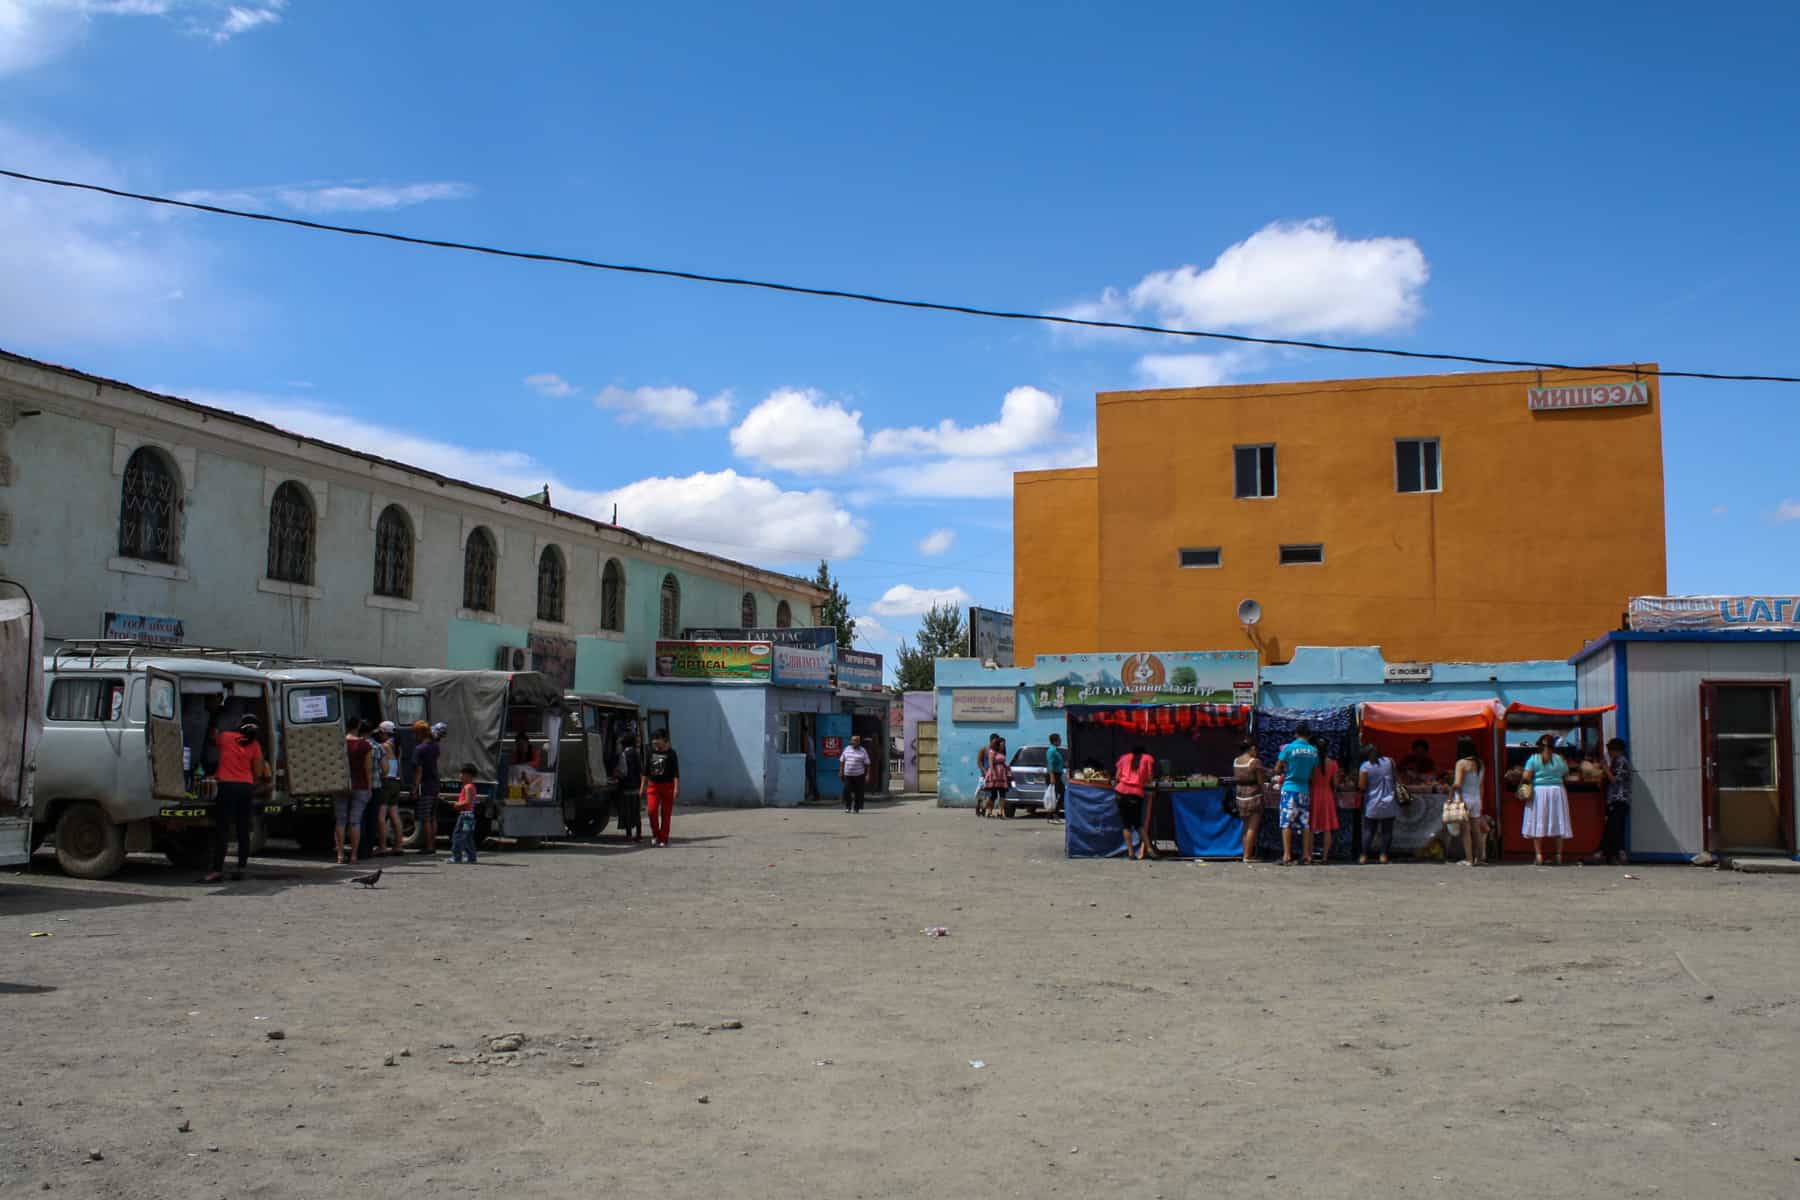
1257,646,1576,711
934,659,1064,807
621,680,835,807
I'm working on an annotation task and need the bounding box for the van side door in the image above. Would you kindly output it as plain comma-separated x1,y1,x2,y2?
145,669,186,801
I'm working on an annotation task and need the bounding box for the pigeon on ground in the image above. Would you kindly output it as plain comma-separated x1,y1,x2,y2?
350,868,382,889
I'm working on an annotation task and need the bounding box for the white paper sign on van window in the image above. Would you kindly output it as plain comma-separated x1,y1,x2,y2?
295,692,332,722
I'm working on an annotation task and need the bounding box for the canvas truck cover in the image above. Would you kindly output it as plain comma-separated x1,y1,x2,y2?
357,668,563,782
0,593,44,817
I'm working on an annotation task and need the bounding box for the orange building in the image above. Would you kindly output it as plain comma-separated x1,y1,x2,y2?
1014,366,1667,665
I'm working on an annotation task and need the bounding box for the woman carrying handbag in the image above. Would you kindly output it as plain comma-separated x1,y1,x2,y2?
1520,734,1573,865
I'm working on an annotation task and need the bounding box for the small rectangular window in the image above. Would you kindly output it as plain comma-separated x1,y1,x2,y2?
47,678,126,722
1279,543,1325,566
1396,438,1441,493
285,686,341,725
1234,444,1277,499
1178,547,1222,568
149,678,177,720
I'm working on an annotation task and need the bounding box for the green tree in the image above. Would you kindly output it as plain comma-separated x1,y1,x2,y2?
813,560,856,649
893,602,969,692
1169,666,1198,689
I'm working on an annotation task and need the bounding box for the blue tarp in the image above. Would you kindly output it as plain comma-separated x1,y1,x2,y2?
1254,705,1358,768
1171,788,1241,857
1064,782,1126,858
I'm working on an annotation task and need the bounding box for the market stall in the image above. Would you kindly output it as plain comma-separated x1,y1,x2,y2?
1254,705,1359,860
1063,702,1249,858
1499,702,1615,860
1358,700,1505,859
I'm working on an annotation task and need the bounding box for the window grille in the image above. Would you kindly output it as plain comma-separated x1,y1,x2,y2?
266,481,315,584
659,574,681,638
373,505,413,598
537,545,566,623
117,447,179,563
463,527,497,612
601,559,625,631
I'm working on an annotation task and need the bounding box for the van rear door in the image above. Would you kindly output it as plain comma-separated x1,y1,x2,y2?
281,682,350,795
146,669,186,801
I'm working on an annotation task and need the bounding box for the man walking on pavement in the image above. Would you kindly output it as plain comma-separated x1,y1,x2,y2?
840,733,871,813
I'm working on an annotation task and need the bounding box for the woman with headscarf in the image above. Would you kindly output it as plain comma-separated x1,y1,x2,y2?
206,714,268,883
1520,733,1573,865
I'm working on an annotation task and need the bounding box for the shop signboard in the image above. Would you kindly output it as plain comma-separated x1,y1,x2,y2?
1383,662,1434,683
968,607,1015,666
1028,650,1257,708
528,633,577,690
838,649,885,693
102,611,184,646
1527,381,1651,411
652,640,772,682
685,625,836,650
772,643,834,688
1628,595,1800,632
951,687,1018,722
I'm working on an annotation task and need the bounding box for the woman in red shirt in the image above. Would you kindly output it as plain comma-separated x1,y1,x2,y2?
208,714,269,883
1113,745,1156,860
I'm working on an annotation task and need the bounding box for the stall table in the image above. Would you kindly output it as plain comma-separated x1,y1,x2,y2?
1065,780,1239,859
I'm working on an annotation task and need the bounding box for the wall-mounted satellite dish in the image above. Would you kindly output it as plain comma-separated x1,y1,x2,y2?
1236,598,1263,626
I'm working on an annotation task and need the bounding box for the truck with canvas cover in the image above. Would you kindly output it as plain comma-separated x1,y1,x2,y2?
34,642,275,878
356,667,567,843
560,691,643,835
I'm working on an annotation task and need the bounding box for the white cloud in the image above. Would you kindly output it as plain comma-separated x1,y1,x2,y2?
184,391,866,563
870,386,1060,458
1135,349,1259,388
729,387,865,474
1711,504,1729,516
0,0,280,76
209,1,282,41
524,373,577,398
1066,218,1429,338
173,180,473,214
1773,500,1800,523
850,614,894,645
870,584,974,619
0,122,221,344
871,439,1097,500
917,528,955,557
596,384,733,431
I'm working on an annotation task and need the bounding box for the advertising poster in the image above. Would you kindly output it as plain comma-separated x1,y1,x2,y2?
838,649,885,693
685,626,836,650
772,643,834,687
1027,650,1258,708
968,607,1015,667
652,640,773,682
1628,595,1800,632
528,632,577,690
102,611,184,646
951,687,1018,722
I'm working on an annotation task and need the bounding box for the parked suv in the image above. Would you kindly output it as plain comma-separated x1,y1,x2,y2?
1003,744,1059,819
35,643,276,878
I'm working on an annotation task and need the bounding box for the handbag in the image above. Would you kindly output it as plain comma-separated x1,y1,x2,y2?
1516,781,1534,803
1394,781,1414,809
1443,798,1469,825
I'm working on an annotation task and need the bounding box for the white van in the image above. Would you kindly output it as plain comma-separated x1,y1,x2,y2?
35,643,275,878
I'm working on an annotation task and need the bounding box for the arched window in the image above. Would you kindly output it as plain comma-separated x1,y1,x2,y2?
463,527,497,612
601,558,625,632
741,591,758,629
659,573,681,638
536,545,566,623
372,505,413,599
265,481,316,584
775,600,793,629
117,446,180,564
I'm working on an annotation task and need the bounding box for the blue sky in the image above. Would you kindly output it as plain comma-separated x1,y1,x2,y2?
3,1,1797,660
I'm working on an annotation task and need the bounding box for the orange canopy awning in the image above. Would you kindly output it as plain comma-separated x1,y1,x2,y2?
1360,699,1504,735
1504,702,1616,719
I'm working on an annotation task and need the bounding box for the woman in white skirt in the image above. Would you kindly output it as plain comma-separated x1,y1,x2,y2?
1520,733,1573,865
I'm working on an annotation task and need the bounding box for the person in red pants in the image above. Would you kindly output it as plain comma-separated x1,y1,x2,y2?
642,731,681,847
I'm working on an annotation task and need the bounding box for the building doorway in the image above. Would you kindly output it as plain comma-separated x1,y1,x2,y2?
1701,681,1794,854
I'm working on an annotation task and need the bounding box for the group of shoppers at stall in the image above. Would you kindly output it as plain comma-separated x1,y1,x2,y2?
1222,724,1633,867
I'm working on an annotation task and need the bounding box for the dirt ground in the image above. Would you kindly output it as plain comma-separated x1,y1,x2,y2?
3,797,1798,1199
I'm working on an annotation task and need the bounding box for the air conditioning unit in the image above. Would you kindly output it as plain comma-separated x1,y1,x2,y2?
494,646,527,671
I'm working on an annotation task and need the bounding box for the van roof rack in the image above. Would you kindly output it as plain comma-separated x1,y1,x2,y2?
52,639,247,671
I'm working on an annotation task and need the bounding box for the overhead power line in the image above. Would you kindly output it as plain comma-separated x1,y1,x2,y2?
3,166,1796,385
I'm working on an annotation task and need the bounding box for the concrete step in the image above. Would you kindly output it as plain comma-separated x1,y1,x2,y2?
1729,856,1800,874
